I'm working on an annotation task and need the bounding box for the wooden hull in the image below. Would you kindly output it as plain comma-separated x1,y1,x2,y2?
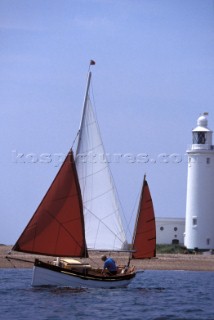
32,260,136,289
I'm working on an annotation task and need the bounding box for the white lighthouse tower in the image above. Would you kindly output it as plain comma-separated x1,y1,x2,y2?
185,112,214,251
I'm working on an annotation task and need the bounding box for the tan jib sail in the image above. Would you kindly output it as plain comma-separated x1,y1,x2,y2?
13,151,88,258
132,176,156,259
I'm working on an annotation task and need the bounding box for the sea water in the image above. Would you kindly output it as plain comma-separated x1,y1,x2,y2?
0,269,213,320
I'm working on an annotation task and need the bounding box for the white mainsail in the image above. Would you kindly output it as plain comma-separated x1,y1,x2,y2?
75,71,127,250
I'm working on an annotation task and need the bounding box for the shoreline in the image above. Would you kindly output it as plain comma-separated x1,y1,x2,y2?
1,245,214,271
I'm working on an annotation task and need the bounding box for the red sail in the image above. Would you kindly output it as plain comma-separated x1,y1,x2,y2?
13,151,88,258
132,177,156,259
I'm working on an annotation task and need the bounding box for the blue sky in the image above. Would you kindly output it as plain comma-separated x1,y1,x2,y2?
1,0,214,244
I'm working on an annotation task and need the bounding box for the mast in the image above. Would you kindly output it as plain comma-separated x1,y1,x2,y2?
76,60,94,156
127,175,147,267
132,175,146,247
78,71,91,137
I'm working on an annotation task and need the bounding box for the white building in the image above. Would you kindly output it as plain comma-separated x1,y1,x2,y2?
184,113,214,250
156,217,185,245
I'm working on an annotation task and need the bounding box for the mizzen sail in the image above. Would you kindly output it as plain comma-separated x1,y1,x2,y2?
75,71,127,250
13,151,88,258
132,176,156,259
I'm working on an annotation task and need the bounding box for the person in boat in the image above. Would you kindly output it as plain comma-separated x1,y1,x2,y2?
101,255,117,275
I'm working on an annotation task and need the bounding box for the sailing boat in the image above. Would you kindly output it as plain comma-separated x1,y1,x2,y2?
12,61,156,288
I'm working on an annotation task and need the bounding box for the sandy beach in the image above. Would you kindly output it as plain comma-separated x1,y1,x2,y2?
1,245,214,271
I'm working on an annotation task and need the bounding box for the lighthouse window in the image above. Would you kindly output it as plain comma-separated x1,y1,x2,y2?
193,218,197,226
198,132,206,144
160,226,164,231
193,133,197,143
193,132,206,144
206,158,210,164
206,238,210,245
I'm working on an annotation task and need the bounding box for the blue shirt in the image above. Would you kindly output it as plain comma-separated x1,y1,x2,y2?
104,258,117,272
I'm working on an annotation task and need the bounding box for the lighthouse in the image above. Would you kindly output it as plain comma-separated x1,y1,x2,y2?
185,112,214,251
